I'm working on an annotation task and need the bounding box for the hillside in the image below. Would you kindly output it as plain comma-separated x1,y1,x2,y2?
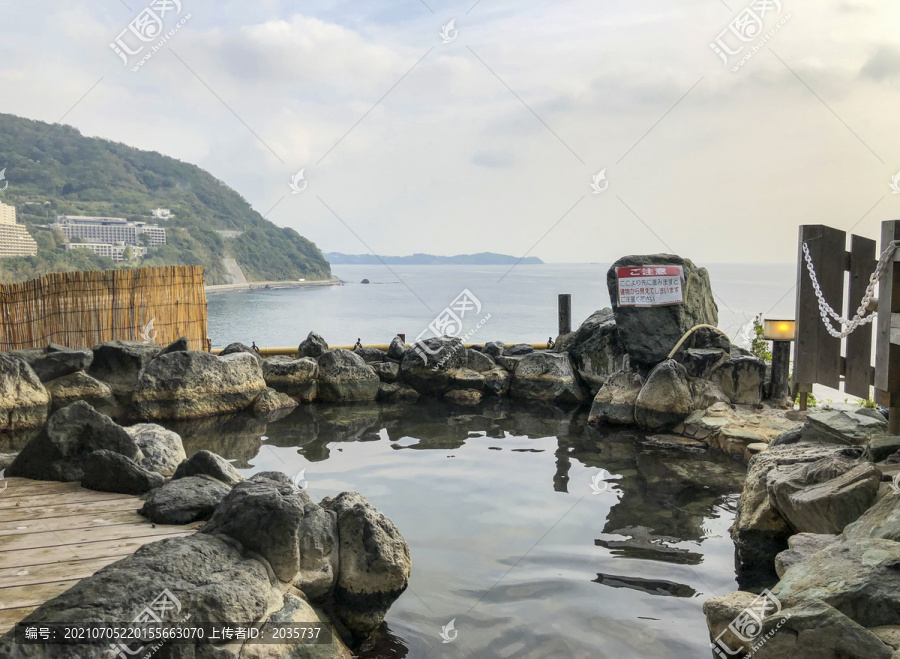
326,252,544,265
0,113,331,284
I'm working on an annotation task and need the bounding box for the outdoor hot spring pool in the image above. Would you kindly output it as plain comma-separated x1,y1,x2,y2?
158,400,745,658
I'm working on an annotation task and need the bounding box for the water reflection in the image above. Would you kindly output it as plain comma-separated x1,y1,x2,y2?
162,400,745,659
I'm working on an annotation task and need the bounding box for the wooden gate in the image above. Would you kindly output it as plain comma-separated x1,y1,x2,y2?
793,220,900,433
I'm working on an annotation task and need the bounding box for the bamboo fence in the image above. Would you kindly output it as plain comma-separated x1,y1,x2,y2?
0,266,208,351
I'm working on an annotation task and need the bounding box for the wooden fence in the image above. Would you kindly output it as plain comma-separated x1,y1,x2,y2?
794,220,900,432
0,266,208,351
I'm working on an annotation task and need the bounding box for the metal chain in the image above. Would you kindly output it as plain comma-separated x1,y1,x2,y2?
802,240,900,338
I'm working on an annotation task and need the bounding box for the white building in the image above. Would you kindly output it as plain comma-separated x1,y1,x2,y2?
0,202,38,257
63,242,146,262
150,208,171,219
52,216,166,247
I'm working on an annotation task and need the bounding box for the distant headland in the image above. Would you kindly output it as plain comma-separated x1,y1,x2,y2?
325,252,544,265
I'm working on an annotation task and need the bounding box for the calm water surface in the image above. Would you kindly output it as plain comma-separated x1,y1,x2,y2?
163,401,745,659
206,263,796,348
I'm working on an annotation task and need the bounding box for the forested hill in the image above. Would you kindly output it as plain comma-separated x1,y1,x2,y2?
0,113,330,284
326,252,544,265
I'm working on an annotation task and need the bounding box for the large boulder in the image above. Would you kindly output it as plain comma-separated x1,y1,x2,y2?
709,356,767,405
81,449,164,495
731,443,851,585
354,346,386,363
679,347,727,379
124,422,186,476
633,359,693,430
775,533,840,578
805,407,889,446
173,449,245,486
321,492,410,637
140,474,231,524
159,336,190,355
7,401,139,481
483,341,505,358
766,457,881,534
298,331,329,359
509,352,585,405
251,387,299,417
399,336,467,394
387,336,408,361
29,349,93,382
87,340,161,396
263,355,319,401
44,371,119,416
773,538,900,628
0,353,50,430
588,370,643,425
844,492,900,542
606,254,718,367
371,361,399,383
483,367,511,396
689,377,730,409
132,350,267,420
317,349,380,402
466,348,496,373
555,308,630,394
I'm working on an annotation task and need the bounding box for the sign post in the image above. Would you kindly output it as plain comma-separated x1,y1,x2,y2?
616,266,684,307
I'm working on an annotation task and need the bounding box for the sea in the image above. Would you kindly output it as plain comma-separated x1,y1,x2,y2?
199,262,798,658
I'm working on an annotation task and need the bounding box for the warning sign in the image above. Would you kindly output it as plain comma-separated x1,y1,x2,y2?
616,266,684,307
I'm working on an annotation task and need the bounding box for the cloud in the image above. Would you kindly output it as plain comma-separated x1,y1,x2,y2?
472,151,515,168
859,45,900,81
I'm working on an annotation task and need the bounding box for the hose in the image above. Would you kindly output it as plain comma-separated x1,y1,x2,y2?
666,324,729,360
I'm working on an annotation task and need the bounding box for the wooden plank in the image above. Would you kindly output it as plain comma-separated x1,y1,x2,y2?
794,225,846,388
0,556,120,589
0,606,36,635
876,221,900,394
0,521,203,553
0,531,195,569
0,489,134,510
0,481,84,497
0,579,78,610
0,498,142,522
846,233,877,398
0,510,144,536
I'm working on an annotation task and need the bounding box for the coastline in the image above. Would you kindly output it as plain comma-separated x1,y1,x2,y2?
205,276,343,295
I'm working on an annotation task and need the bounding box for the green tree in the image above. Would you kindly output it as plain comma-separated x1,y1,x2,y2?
751,314,772,362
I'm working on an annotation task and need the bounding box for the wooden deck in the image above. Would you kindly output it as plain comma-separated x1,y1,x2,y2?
0,477,201,635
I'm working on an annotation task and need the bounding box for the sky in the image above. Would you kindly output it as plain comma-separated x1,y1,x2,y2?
0,0,898,263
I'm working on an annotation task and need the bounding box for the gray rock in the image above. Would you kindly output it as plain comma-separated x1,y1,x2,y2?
504,343,534,356
44,370,119,416
87,340,161,397
7,401,139,482
634,359,693,431
773,538,900,628
0,353,50,430
866,434,900,462
684,326,732,352
252,387,299,415
132,351,267,420
158,336,190,355
263,355,318,401
731,443,851,585
509,352,585,405
844,492,900,542
354,346,386,363
483,341,506,358
140,474,231,524
466,348,496,373
0,533,284,658
124,422,186,476
679,348,727,378
709,356,766,405
495,354,521,372
376,383,420,403
387,336,408,361
298,331,329,359
317,349,380,402
173,449,245,486
30,349,93,382
202,477,314,583
399,336,467,394
483,367,511,396
220,341,263,364
775,533,840,578
81,449,164,495
770,425,805,447
807,407,889,446
555,309,630,394
606,254,718,366
689,377,731,410
321,492,411,637
371,361,400,383
767,458,881,534
448,368,484,391
588,370,643,425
